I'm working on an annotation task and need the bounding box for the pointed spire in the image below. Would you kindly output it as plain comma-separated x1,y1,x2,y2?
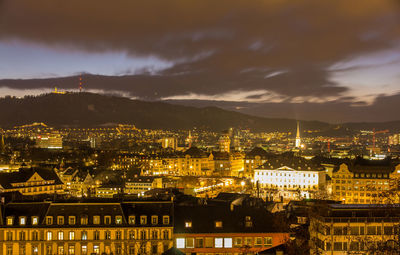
0,135,4,153
295,121,301,148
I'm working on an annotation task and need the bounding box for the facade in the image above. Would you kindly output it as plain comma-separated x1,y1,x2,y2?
0,168,64,195
213,152,245,177
244,147,270,178
218,134,231,153
174,204,289,254
36,134,63,149
0,201,174,255
253,156,326,201
125,177,163,195
161,137,177,150
331,158,400,204
310,204,400,255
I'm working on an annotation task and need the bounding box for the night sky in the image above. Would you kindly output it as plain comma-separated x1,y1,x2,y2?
1,0,400,123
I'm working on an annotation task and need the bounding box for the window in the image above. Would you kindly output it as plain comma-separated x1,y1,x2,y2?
140,215,147,225
19,231,26,241
81,245,87,255
162,230,169,240
245,237,253,246
205,237,213,248
176,238,185,248
6,231,13,241
185,221,192,228
152,245,157,254
195,238,204,248
163,215,170,224
129,215,135,224
58,231,64,240
69,231,75,240
6,246,12,255
46,216,53,225
68,245,75,255
20,245,26,255
47,231,52,241
32,231,38,241
215,237,223,248
105,231,111,240
93,215,100,224
32,246,38,255
151,230,158,239
215,221,223,228
224,238,233,248
58,246,64,255
255,237,262,246
264,237,272,246
151,215,158,225
68,216,75,225
80,215,88,225
129,230,135,240
234,237,242,247
140,230,147,240
186,237,195,248
116,231,122,240
46,246,52,255
105,215,111,225
367,226,377,235
81,231,87,240
94,231,100,240
6,217,13,225
32,216,39,225
19,216,26,225
351,227,359,235
57,216,64,225
116,215,123,224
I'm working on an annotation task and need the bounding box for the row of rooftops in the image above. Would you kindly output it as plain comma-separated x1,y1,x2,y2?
0,200,280,234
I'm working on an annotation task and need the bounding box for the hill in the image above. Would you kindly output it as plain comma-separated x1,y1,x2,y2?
0,92,330,132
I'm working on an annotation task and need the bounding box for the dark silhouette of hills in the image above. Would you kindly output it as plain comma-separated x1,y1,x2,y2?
0,92,330,132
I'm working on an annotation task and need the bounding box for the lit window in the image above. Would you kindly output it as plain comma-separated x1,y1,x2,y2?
47,231,52,241
151,216,158,225
186,238,195,248
46,216,53,225
215,238,223,248
128,215,135,224
265,237,272,246
81,215,88,225
32,216,39,225
81,231,87,240
116,215,123,224
185,221,192,228
69,231,75,240
57,216,64,225
176,238,185,249
6,217,13,226
58,231,64,240
19,217,26,225
224,238,233,248
215,221,223,228
104,215,111,224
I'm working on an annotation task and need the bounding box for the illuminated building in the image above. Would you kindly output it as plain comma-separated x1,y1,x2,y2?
173,204,289,254
309,204,400,254
0,168,64,195
36,134,63,149
176,147,214,176
161,137,177,150
253,155,326,201
331,158,400,204
0,201,173,255
213,152,244,177
244,147,270,177
219,134,231,153
125,177,163,195
295,121,301,148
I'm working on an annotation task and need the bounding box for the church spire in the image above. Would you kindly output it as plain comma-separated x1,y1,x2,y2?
295,121,301,148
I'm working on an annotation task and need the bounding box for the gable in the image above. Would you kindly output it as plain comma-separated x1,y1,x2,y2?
26,172,45,183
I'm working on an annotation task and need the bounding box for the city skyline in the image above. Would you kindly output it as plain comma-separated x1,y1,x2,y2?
1,0,400,122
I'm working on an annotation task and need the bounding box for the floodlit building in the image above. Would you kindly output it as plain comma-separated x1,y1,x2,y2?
35,134,63,149
310,204,400,255
253,155,326,201
0,201,174,255
161,137,177,150
295,121,301,148
331,157,400,204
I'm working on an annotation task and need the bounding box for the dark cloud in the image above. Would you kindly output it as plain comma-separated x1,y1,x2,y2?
1,0,400,99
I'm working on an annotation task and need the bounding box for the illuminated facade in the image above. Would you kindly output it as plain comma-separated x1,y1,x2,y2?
244,147,270,177
295,121,301,148
331,158,400,204
161,137,177,150
254,156,326,201
310,204,400,255
36,134,63,149
0,201,173,255
218,134,231,153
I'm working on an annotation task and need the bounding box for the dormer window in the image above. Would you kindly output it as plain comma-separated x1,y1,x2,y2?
93,216,100,225
32,216,39,225
68,216,75,225
6,216,13,226
46,216,53,225
245,216,253,227
128,215,135,225
163,216,170,225
185,221,192,228
81,215,88,225
140,216,147,225
104,216,111,225
19,216,26,225
116,215,123,224
151,216,158,225
215,221,223,228
57,216,64,225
